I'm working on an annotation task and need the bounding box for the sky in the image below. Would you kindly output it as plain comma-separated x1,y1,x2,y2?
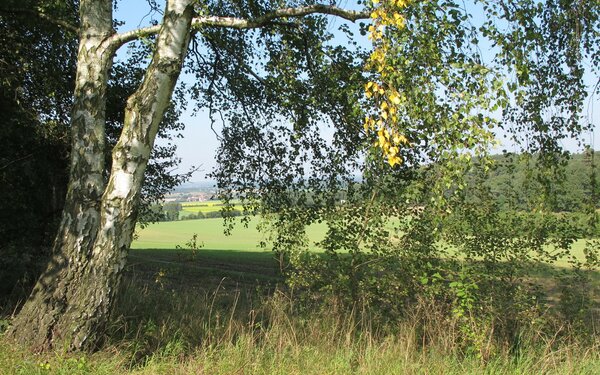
113,0,599,182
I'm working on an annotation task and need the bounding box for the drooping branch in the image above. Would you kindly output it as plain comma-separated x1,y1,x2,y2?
105,4,369,50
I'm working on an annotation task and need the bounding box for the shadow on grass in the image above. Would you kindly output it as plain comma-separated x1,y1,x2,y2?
127,248,283,288
105,248,287,366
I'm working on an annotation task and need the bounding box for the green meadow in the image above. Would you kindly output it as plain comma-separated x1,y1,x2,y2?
132,216,593,266
130,216,599,299
129,217,329,283
132,216,329,251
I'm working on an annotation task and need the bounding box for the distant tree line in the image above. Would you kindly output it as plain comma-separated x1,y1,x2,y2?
443,149,600,238
155,202,243,222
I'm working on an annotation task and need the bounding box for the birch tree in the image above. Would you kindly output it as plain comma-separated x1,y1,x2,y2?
5,0,368,351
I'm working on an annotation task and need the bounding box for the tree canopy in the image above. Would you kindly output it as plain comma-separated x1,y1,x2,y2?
213,0,599,241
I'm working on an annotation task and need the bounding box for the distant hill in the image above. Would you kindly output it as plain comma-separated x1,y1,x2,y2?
484,150,600,212
172,152,600,213
174,180,217,192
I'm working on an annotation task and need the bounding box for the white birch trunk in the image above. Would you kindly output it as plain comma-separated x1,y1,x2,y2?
9,0,194,351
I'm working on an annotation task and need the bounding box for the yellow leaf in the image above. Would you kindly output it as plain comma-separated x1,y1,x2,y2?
389,92,401,105
394,134,408,144
388,155,402,167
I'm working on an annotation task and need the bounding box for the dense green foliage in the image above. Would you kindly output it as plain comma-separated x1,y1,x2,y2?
0,0,77,303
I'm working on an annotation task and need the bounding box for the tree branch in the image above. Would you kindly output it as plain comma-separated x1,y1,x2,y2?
0,7,78,33
106,4,369,49
192,4,370,28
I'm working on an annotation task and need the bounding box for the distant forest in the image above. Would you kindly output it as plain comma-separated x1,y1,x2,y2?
484,150,599,213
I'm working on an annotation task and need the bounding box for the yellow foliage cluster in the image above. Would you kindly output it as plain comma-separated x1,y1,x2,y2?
364,0,411,167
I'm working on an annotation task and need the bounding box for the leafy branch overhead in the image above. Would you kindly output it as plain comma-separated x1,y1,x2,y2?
365,0,597,168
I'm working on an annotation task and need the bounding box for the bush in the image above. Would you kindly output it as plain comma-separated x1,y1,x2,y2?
274,166,599,354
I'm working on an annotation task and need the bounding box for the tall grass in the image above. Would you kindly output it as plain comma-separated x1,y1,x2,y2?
1,268,598,374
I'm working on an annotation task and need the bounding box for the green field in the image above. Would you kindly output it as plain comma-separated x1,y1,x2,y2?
130,217,330,282
129,216,600,304
132,216,328,251
133,217,266,250
130,217,599,313
133,217,593,267
178,200,240,217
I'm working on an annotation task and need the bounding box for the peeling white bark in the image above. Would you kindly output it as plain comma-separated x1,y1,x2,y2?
111,171,134,198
